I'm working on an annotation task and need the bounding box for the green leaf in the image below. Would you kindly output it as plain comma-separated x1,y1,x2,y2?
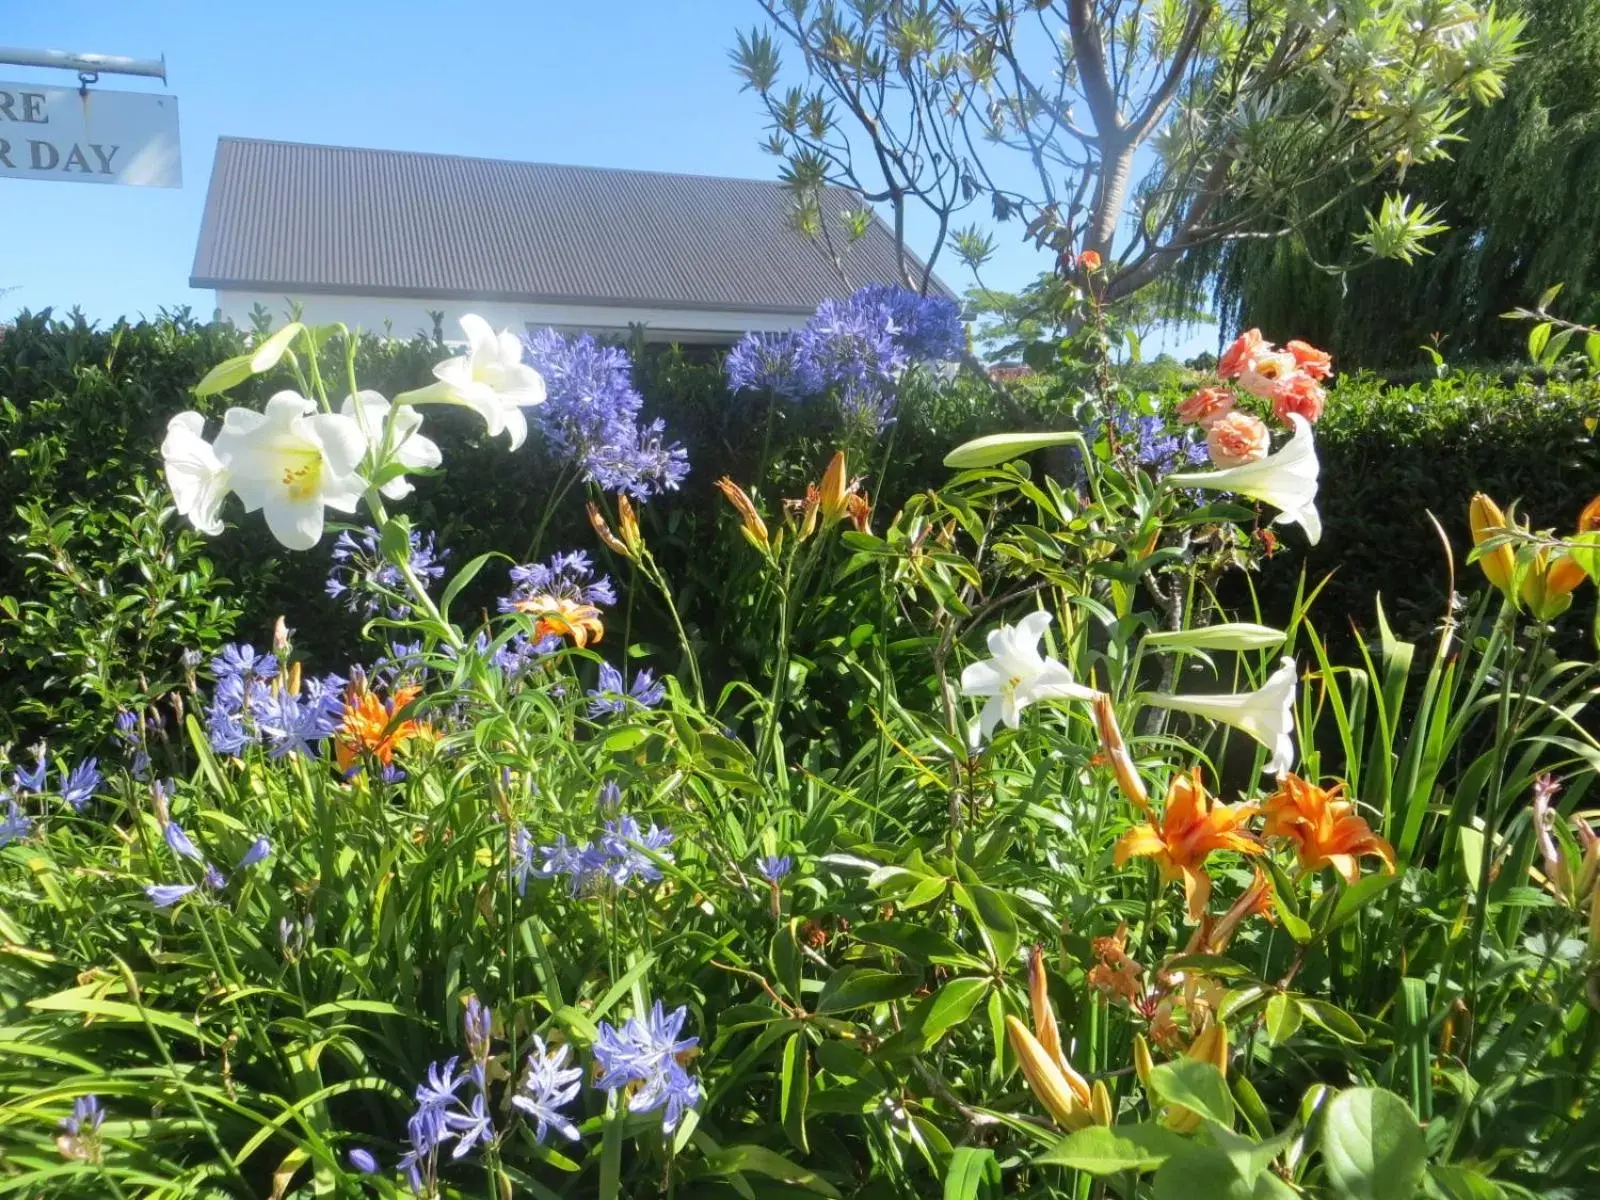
1319,1087,1427,1200
1038,1123,1191,1174
780,1032,810,1153
695,1144,841,1197
192,353,255,397
850,920,978,966
814,968,920,1014
905,977,990,1047
1527,321,1551,363
1536,282,1564,311
943,430,1086,469
1428,1164,1504,1200
1300,999,1368,1043
943,1146,1001,1200
1263,993,1302,1046
1584,331,1600,370
1323,872,1399,934
1148,1058,1234,1128
954,883,1018,965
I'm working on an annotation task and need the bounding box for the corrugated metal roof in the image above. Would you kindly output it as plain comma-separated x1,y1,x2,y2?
190,137,950,313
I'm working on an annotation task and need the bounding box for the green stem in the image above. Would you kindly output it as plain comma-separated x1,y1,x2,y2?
524,469,579,561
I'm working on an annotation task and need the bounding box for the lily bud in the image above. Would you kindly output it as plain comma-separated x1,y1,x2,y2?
1469,494,1516,597
616,494,643,557
1547,495,1600,595
272,616,292,657
1090,1078,1114,1127
588,502,630,558
715,477,770,550
1092,692,1148,811
1005,1015,1090,1129
1521,549,1578,622
820,450,850,524
1029,945,1067,1072
1133,1033,1154,1088
798,485,821,542
1576,819,1598,898
287,660,302,698
1187,1020,1229,1073
1590,881,1600,951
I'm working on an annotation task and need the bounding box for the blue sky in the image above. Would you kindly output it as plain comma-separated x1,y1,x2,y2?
1,1,1210,357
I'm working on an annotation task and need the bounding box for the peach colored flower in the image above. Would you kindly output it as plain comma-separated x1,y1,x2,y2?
1077,249,1102,272
1218,329,1266,378
1177,387,1235,427
1271,372,1326,425
1262,774,1395,884
1113,769,1262,922
1285,340,1333,380
1205,411,1271,468
1238,351,1298,400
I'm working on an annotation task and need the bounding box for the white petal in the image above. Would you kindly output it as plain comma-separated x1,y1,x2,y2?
305,412,369,479
501,405,529,451
1024,661,1098,702
260,493,326,550
960,660,1007,697
999,689,1023,729
432,356,474,389
978,696,1005,741
459,313,496,355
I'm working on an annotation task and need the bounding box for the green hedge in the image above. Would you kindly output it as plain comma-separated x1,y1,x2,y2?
1,310,1594,746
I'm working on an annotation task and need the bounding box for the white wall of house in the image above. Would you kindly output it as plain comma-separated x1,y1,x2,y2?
212,291,807,343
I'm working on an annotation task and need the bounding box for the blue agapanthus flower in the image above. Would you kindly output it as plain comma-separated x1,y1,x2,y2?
114,710,152,780
599,815,674,887
725,331,806,398
586,663,666,717
0,797,32,847
795,294,908,396
60,759,102,811
213,643,278,684
524,329,691,500
756,854,794,884
326,526,448,619
201,644,344,760
512,1036,583,1144
60,1094,104,1138
147,882,197,908
593,1000,701,1133
1113,411,1209,478
13,746,47,794
164,821,204,863
347,1148,379,1175
239,836,271,870
502,551,616,613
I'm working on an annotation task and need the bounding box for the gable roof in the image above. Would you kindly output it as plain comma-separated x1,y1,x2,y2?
190,137,950,314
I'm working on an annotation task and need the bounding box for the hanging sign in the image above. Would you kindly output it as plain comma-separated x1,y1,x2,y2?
0,81,179,187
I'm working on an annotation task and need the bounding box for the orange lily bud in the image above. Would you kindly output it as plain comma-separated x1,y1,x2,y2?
819,451,850,524
1546,494,1600,596
1092,692,1148,812
1521,549,1577,621
1133,1034,1154,1088
614,496,640,556
715,477,770,549
1469,494,1516,597
1090,1079,1114,1127
1005,1016,1091,1129
798,485,821,542
287,660,302,698
587,502,631,558
1029,946,1067,1073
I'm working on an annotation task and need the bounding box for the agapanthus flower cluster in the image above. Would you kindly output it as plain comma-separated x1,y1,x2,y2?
202,643,345,759
502,551,616,612
587,662,665,717
523,329,690,500
326,526,448,618
5,745,103,814
593,1000,701,1133
532,815,674,894
0,794,32,847
113,709,155,780
398,1057,493,1194
724,284,965,435
56,1094,105,1163
147,817,271,908
512,1036,584,1145
1113,411,1209,477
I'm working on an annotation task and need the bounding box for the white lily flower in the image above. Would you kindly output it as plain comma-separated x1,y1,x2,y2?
960,611,1099,743
161,412,232,536
1143,656,1299,775
1143,624,1286,653
1167,414,1322,545
341,390,442,500
212,391,368,551
404,314,547,450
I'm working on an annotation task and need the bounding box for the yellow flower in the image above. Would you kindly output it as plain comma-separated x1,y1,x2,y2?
1469,493,1516,596
1005,1016,1096,1130
1114,770,1262,922
819,450,852,524
1262,774,1394,883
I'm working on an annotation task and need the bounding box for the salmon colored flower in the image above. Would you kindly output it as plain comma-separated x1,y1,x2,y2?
1468,493,1516,597
845,491,872,533
1114,769,1262,922
1194,866,1276,954
1271,372,1326,425
1077,249,1103,273
1261,773,1394,883
1218,329,1266,379
512,594,605,648
1285,340,1333,380
1205,411,1271,468
1177,387,1235,426
1238,351,1299,400
337,681,428,774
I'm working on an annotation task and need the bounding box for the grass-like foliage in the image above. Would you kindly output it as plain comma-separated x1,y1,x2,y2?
0,315,1597,1200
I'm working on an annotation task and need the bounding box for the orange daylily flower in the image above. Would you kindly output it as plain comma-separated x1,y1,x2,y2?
337,681,428,774
511,594,605,648
1544,494,1600,597
715,477,770,549
1087,923,1145,1005
1113,770,1262,922
1189,866,1277,955
1092,693,1149,812
1076,249,1102,273
1261,773,1394,883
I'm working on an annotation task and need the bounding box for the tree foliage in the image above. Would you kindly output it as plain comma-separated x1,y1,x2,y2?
732,0,1524,300
1204,0,1600,368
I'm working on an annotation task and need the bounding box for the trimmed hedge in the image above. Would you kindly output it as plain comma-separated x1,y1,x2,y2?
1,310,1595,745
